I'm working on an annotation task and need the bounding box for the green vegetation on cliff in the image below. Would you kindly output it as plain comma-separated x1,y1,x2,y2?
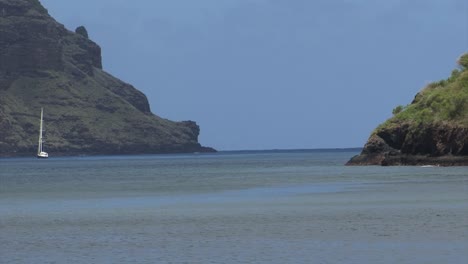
348,54,468,166
378,53,468,131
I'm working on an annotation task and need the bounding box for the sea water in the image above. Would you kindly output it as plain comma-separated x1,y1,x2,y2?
1,150,467,263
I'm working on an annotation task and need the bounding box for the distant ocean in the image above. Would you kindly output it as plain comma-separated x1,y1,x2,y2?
1,149,467,264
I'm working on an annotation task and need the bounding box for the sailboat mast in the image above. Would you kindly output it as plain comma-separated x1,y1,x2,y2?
38,108,43,154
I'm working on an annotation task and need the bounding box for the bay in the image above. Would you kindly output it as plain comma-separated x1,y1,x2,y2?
1,150,467,263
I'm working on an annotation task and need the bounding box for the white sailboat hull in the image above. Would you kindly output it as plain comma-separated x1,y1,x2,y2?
37,152,49,158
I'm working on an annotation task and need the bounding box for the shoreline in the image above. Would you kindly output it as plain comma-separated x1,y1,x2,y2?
0,148,362,159
347,153,468,166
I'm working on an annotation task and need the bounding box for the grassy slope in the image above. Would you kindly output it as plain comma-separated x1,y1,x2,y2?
376,55,468,133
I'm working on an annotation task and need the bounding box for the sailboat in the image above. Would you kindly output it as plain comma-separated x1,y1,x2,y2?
37,108,49,159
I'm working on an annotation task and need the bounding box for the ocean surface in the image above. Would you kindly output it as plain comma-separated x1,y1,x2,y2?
1,150,467,264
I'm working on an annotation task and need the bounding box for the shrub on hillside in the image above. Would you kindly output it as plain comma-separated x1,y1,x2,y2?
457,53,468,70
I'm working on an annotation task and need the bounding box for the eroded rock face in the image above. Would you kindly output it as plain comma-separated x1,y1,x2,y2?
0,0,215,156
347,123,468,166
0,1,101,76
0,0,64,89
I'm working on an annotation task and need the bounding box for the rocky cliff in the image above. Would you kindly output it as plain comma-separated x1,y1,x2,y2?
347,54,468,166
0,0,215,156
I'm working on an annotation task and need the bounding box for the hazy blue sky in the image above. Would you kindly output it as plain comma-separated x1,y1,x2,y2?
41,0,467,150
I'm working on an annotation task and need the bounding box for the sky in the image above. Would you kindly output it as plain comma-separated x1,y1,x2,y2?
40,0,467,150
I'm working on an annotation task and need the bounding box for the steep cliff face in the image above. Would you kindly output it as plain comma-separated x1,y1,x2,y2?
347,54,468,166
0,0,215,156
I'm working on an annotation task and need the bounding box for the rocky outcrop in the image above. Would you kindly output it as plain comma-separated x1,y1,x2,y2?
347,55,468,166
347,123,468,166
0,0,215,156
